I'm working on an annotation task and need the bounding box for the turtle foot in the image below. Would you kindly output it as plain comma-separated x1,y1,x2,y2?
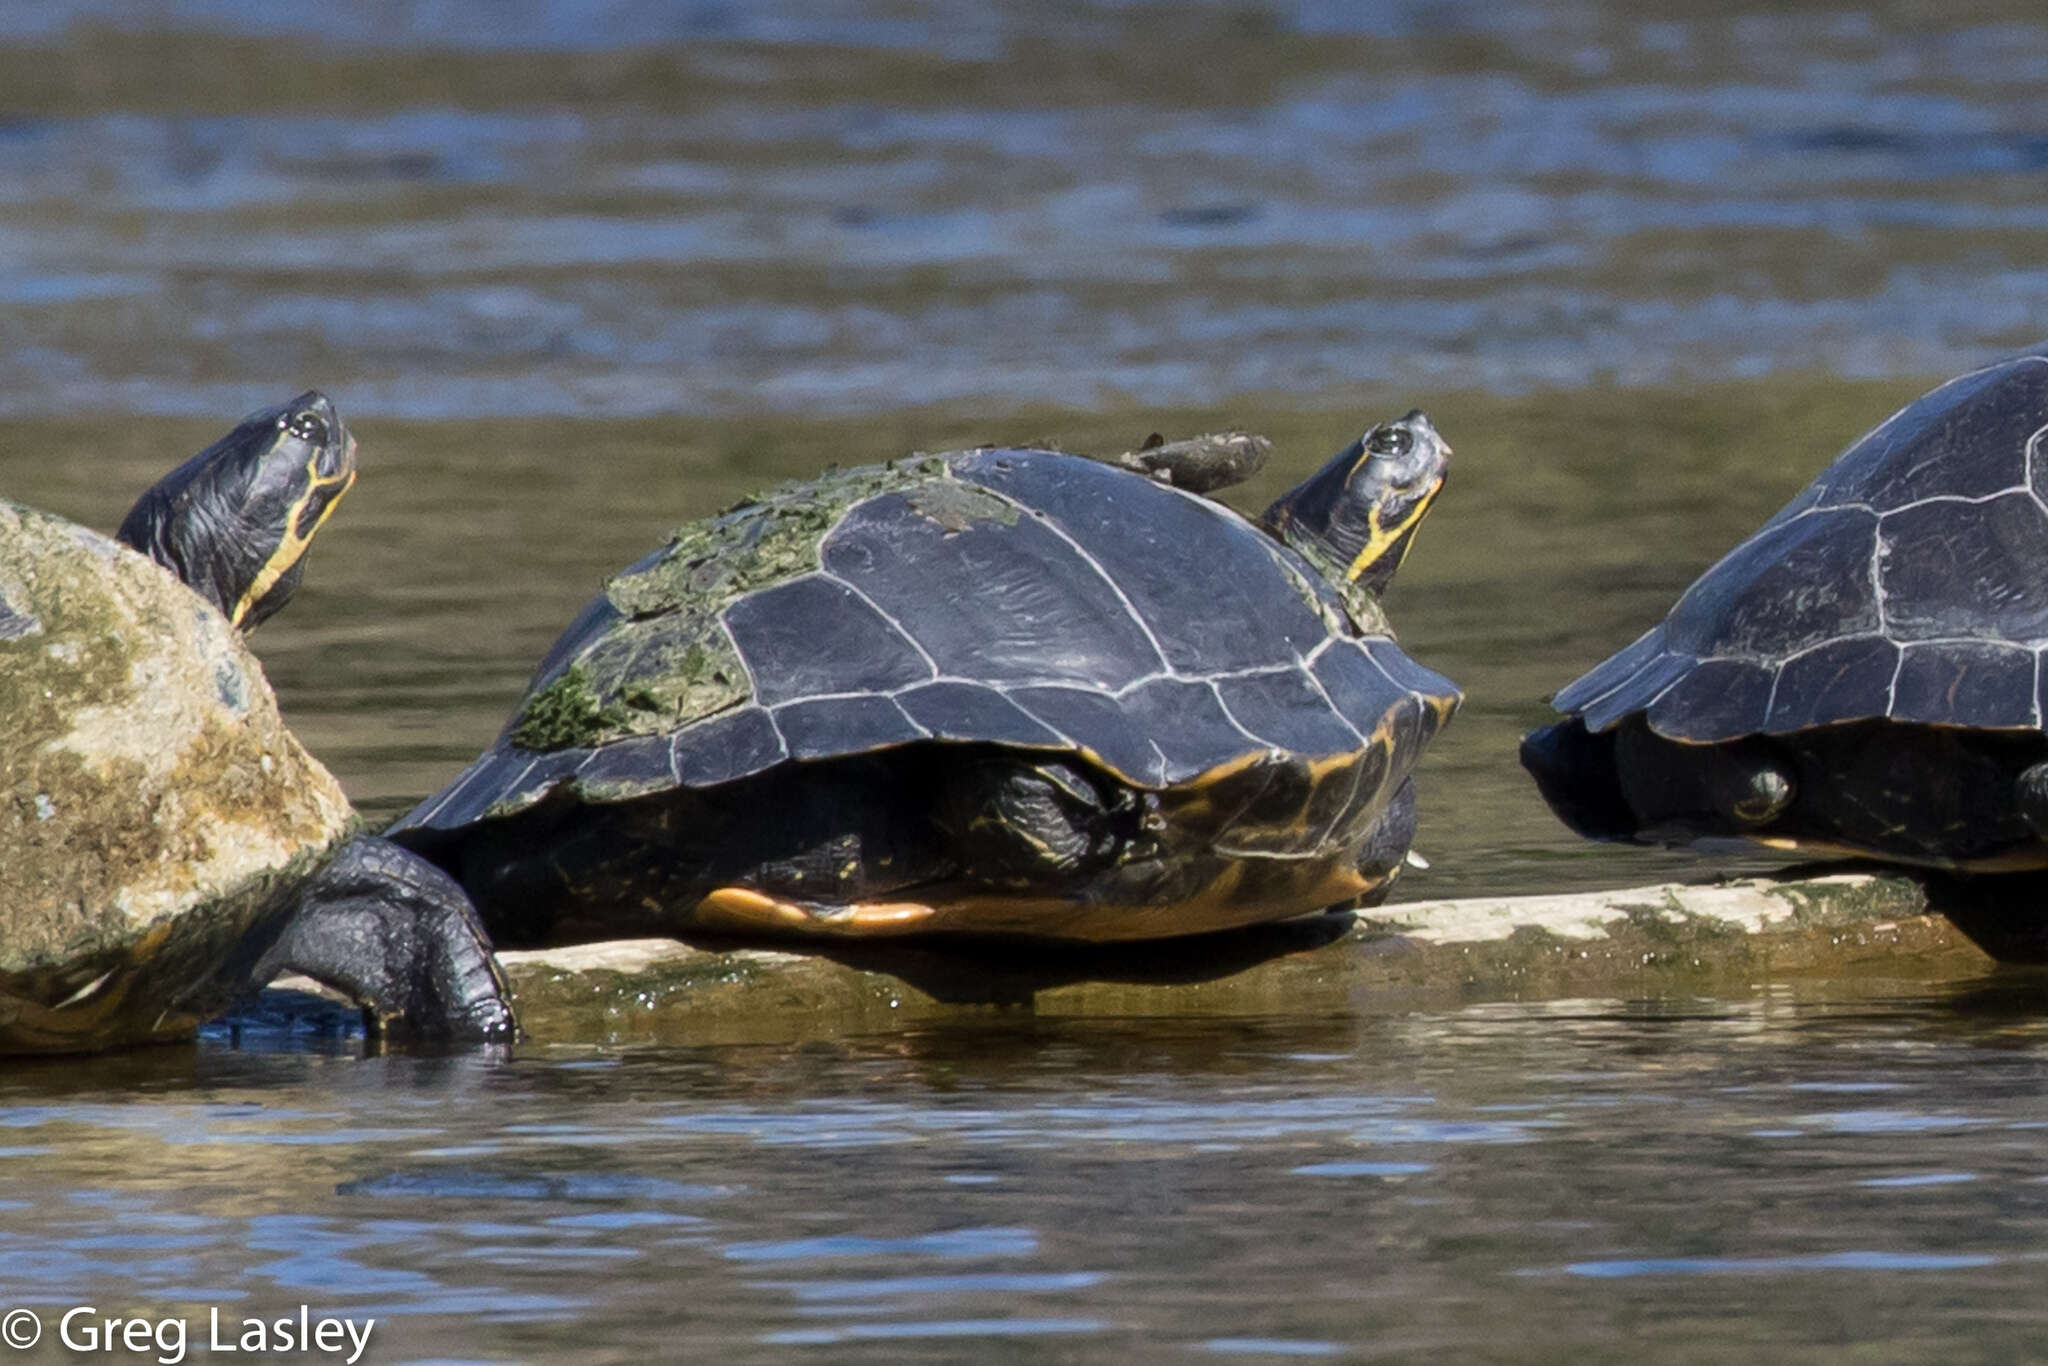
259,836,517,1046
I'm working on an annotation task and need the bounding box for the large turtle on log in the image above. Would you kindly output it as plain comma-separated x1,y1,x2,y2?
0,394,513,1053
390,414,1461,946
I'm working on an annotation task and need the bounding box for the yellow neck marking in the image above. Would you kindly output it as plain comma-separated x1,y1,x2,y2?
1344,483,1440,583
229,456,356,628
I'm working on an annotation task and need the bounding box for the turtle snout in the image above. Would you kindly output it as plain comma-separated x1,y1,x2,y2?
1401,410,1450,460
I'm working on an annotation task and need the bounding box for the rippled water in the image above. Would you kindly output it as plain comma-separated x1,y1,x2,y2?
8,2,2048,1358
4,1,2048,417
0,986,2047,1363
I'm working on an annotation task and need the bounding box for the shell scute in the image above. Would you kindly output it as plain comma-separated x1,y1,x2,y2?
1117,676,1269,778
726,574,933,707
1006,684,1170,788
1665,507,1880,662
1557,352,2048,742
669,706,787,788
1760,637,1898,732
950,448,1340,671
1878,492,2048,643
894,681,1067,749
819,486,1163,690
1212,667,1361,757
1890,640,2038,728
772,694,928,760
1644,657,1776,741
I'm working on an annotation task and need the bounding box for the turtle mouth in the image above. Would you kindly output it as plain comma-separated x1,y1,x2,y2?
296,422,359,538
294,464,357,541
314,424,358,482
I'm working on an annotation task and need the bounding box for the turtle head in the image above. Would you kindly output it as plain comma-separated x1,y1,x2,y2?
1262,410,1450,598
115,391,357,629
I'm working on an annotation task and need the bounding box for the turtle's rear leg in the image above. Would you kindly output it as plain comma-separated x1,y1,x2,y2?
254,837,516,1044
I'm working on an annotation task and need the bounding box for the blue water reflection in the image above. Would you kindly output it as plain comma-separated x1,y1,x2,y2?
3,1,2047,416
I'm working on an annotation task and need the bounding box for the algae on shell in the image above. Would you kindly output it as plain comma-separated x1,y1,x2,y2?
510,455,957,751
0,501,354,1016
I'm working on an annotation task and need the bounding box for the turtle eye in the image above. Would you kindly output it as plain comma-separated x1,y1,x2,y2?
1366,425,1413,458
285,411,329,445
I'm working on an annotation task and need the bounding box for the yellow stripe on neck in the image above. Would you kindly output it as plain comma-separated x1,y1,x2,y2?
1343,485,1440,583
229,459,356,628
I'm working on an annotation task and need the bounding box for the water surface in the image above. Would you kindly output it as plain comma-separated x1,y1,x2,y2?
5,985,2048,1363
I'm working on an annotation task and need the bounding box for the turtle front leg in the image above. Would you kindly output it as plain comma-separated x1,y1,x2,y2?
934,758,1149,886
255,837,516,1044
1348,776,1421,908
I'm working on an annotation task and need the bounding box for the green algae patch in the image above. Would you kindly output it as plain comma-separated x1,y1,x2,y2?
509,613,751,753
905,480,1021,533
510,663,627,752
1765,871,1932,926
510,456,953,751
499,940,936,1046
609,455,950,619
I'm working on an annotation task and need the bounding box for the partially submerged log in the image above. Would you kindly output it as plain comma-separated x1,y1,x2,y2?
484,871,2003,1047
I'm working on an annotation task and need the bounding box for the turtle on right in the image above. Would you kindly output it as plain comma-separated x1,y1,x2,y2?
1523,351,2048,871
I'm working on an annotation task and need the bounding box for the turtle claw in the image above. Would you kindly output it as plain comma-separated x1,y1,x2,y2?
257,837,517,1047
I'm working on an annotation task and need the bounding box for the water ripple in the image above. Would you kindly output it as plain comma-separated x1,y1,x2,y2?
1555,1250,2002,1278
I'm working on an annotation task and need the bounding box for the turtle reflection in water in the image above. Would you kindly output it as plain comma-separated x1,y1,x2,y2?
1525,351,2048,873
391,416,1461,946
0,394,513,1053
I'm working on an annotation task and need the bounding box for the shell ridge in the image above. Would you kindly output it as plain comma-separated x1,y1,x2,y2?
1203,678,1280,753
1876,488,2038,515
1014,504,1174,674
1296,656,1371,745
2025,417,2048,509
817,566,943,681
1551,625,1664,713
2034,648,2046,730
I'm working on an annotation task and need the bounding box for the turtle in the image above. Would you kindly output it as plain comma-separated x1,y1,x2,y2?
1522,350,2048,871
0,392,515,1053
388,412,1461,946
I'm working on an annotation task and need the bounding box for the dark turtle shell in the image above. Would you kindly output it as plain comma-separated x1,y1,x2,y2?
1555,352,2048,742
398,448,1458,846
0,499,359,1051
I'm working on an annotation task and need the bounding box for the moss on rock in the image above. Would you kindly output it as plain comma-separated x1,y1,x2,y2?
0,501,354,1047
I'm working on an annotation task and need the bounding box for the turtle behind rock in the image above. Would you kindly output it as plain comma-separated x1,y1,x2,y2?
0,394,513,1053
391,413,1461,946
